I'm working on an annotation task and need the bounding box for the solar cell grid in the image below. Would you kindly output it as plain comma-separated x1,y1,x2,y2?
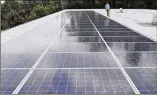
63,28,96,31
62,30,97,32
48,43,109,52
126,68,157,94
1,69,29,94
18,69,135,94
65,25,95,28
96,25,126,28
86,11,157,94
37,53,118,68
86,11,157,67
115,52,157,67
1,53,40,68
103,36,154,42
54,36,103,43
100,32,143,36
1,11,75,94
107,42,157,52
1,11,157,94
60,32,99,36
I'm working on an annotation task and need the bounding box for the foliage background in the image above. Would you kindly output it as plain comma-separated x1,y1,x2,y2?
1,0,157,31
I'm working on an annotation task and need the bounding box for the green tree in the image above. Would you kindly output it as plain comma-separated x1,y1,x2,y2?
49,0,56,12
30,5,46,18
7,10,25,28
28,3,56,21
44,5,56,14
28,5,45,20
1,0,25,30
152,0,157,9
28,12,39,21
5,0,20,11
134,0,146,8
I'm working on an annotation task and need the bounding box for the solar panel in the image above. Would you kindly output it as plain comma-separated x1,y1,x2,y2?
115,52,157,67
86,11,157,66
37,53,118,68
103,37,154,42
126,68,157,94
54,36,103,43
107,42,157,52
60,32,99,36
18,69,135,94
48,43,109,52
100,32,143,36
1,69,29,94
1,11,157,94
1,53,40,68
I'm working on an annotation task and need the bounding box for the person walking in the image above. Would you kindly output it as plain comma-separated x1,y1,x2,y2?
105,2,110,17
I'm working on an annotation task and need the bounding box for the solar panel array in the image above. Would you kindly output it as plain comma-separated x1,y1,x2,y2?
1,11,157,94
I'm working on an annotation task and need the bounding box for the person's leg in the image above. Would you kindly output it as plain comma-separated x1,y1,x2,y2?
106,9,108,16
108,9,110,17
107,9,109,16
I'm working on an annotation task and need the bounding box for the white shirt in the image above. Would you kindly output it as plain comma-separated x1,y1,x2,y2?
105,4,110,9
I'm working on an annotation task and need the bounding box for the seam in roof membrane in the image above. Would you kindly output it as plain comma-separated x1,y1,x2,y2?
85,11,140,94
12,11,75,94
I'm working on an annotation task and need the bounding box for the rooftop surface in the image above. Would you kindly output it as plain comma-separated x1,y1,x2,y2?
1,9,157,94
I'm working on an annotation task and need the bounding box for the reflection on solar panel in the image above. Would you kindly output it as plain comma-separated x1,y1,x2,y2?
18,69,134,94
37,53,118,68
1,53,40,68
126,68,157,94
1,11,157,94
1,69,29,94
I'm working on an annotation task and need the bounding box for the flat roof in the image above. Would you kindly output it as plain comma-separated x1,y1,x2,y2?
1,10,157,94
